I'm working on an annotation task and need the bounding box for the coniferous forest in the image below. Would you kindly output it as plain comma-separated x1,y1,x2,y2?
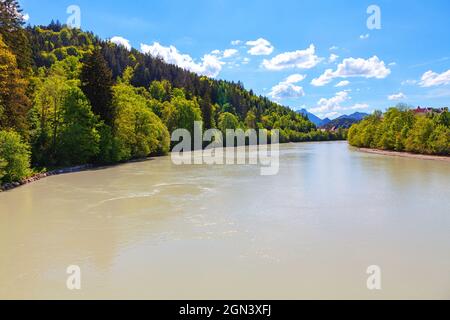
0,0,346,185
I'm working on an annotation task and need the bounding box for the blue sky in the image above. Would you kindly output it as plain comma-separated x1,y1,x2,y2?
20,0,450,119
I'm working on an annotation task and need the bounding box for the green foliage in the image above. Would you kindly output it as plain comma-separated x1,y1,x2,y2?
0,0,32,71
162,95,202,135
81,48,114,125
95,123,117,164
218,112,240,133
30,66,99,166
0,9,350,185
0,35,31,134
149,80,172,102
0,156,6,181
0,130,31,183
245,109,257,129
113,81,170,161
349,108,450,155
30,65,71,165
56,87,100,166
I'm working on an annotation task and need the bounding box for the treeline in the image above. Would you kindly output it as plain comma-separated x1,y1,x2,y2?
0,1,344,185
348,106,450,155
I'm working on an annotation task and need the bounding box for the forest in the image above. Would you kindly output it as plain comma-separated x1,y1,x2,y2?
0,1,348,185
348,105,450,155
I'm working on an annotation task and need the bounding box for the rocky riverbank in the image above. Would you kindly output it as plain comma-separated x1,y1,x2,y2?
0,164,94,192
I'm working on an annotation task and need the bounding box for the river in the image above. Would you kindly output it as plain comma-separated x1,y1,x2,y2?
0,141,449,299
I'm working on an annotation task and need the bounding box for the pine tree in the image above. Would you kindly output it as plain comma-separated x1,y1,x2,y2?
0,0,31,71
0,35,30,134
81,48,114,125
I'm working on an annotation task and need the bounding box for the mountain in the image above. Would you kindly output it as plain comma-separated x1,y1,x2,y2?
321,112,370,130
336,112,369,122
298,109,331,127
298,109,369,129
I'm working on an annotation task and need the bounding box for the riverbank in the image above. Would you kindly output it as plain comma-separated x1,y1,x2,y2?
0,164,94,192
0,157,157,193
357,148,450,162
1,140,344,193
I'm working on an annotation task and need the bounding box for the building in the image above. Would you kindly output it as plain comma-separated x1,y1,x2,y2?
413,107,448,115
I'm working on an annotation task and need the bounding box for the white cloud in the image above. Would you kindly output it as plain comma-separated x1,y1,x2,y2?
329,46,339,51
246,38,274,56
110,36,132,50
402,79,417,86
309,90,368,118
262,44,322,71
388,62,397,66
329,54,339,63
335,80,350,87
223,49,238,58
419,70,450,87
311,56,391,86
268,74,306,100
231,40,242,46
360,34,370,40
242,57,250,65
388,92,406,101
141,42,223,78
311,91,351,114
22,13,30,22
284,74,307,83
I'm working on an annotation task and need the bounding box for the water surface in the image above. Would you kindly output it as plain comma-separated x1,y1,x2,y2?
1,142,449,299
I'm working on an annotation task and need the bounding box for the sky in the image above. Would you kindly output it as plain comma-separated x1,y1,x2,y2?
19,0,450,119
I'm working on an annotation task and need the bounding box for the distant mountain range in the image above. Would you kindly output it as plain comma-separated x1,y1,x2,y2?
298,109,369,129
298,109,331,127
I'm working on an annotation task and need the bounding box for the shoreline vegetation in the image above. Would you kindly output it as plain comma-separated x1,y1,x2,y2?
1,3,447,191
348,106,449,156
0,2,345,189
0,140,336,192
2,139,448,193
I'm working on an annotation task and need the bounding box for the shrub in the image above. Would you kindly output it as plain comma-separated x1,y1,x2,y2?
0,130,32,183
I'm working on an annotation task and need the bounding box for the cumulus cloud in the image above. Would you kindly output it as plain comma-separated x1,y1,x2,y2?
246,38,274,56
311,56,391,86
419,69,450,87
141,42,223,78
388,92,406,101
223,49,238,58
110,36,132,50
22,13,30,22
329,53,339,63
242,57,250,65
309,90,368,118
231,40,242,46
262,44,322,71
268,74,306,100
335,80,350,87
211,48,239,59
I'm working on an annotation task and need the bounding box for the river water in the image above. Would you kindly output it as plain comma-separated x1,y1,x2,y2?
0,142,449,299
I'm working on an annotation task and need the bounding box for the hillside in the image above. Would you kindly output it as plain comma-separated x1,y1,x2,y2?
0,1,347,185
